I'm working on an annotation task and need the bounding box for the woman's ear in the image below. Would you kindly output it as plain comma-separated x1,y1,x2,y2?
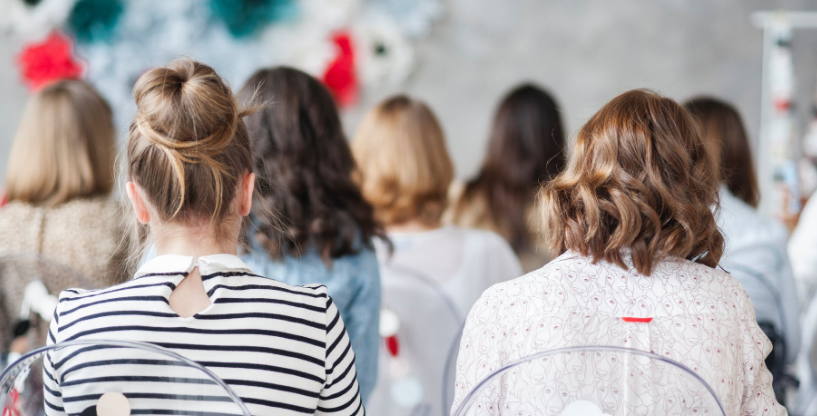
126,182,151,224
240,172,255,217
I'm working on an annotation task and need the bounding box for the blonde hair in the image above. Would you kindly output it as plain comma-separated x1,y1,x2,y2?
123,58,260,270
127,58,256,225
6,80,115,206
352,95,454,226
540,89,723,276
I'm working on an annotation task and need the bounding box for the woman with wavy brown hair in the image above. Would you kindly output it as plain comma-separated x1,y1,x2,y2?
238,67,385,402
450,90,784,416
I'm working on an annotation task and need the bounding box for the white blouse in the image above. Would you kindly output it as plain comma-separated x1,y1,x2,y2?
369,226,521,415
44,254,363,416
374,226,523,316
450,251,784,416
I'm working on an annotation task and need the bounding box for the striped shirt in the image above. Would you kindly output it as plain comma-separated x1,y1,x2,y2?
43,254,364,416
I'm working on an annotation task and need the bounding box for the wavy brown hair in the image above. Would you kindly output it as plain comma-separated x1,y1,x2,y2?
450,84,566,251
239,67,384,263
684,97,759,207
540,89,723,275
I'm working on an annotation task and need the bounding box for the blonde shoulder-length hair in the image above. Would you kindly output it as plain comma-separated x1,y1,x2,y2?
6,80,116,206
540,89,724,276
352,95,454,226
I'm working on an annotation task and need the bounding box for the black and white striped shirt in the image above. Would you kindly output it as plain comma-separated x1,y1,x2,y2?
43,254,364,416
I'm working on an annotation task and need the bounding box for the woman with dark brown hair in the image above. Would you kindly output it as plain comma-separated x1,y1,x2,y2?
685,97,800,394
238,67,385,402
451,90,783,416
446,84,566,272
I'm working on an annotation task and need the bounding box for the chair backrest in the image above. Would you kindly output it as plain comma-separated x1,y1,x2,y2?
452,346,726,416
719,260,787,355
0,340,251,416
719,258,783,335
368,265,466,416
793,291,817,415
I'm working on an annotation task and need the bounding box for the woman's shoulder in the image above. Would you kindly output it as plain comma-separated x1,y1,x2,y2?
0,200,40,221
718,191,788,243
0,196,118,224
453,225,504,242
199,263,336,302
57,196,118,218
244,243,378,282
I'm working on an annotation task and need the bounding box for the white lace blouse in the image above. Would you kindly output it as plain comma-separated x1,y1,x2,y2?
450,251,785,416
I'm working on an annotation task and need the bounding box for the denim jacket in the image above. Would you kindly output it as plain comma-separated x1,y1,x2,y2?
242,241,381,404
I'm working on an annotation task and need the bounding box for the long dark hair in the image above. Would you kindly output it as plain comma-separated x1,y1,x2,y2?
452,83,566,251
684,97,760,207
239,67,385,263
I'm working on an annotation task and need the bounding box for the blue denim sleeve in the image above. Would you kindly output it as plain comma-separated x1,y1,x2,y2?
341,249,381,404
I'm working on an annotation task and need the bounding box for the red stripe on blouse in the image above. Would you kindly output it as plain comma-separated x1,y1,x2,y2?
621,317,653,323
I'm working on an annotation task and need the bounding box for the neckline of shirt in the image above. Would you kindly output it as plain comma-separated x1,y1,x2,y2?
135,253,253,279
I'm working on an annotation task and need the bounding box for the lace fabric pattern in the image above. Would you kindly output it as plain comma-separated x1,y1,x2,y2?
451,252,786,416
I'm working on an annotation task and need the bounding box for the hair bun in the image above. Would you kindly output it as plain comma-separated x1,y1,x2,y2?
133,58,239,156
127,58,257,224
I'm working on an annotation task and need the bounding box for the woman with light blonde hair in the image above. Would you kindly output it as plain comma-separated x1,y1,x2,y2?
450,89,784,416
0,80,125,356
353,95,521,314
354,95,521,414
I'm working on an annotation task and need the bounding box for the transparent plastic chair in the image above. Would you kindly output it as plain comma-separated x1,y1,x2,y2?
0,340,251,416
368,266,465,416
0,252,97,366
793,292,817,416
452,346,726,416
721,260,795,405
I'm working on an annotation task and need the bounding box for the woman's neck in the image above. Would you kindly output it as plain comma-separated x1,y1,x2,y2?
387,218,443,234
153,222,239,258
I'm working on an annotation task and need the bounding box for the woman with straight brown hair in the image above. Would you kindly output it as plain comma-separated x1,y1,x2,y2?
684,97,759,206
451,90,783,416
0,80,124,355
685,97,800,402
43,58,364,416
446,83,566,272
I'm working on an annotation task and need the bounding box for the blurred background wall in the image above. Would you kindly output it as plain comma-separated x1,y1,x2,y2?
2,0,817,183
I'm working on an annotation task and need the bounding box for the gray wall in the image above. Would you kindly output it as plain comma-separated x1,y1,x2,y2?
2,0,817,184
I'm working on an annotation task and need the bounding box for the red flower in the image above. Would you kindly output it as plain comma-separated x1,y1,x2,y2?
322,31,358,107
17,32,83,91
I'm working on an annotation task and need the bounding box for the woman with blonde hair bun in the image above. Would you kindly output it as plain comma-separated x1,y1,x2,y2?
451,90,784,416
42,58,364,416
